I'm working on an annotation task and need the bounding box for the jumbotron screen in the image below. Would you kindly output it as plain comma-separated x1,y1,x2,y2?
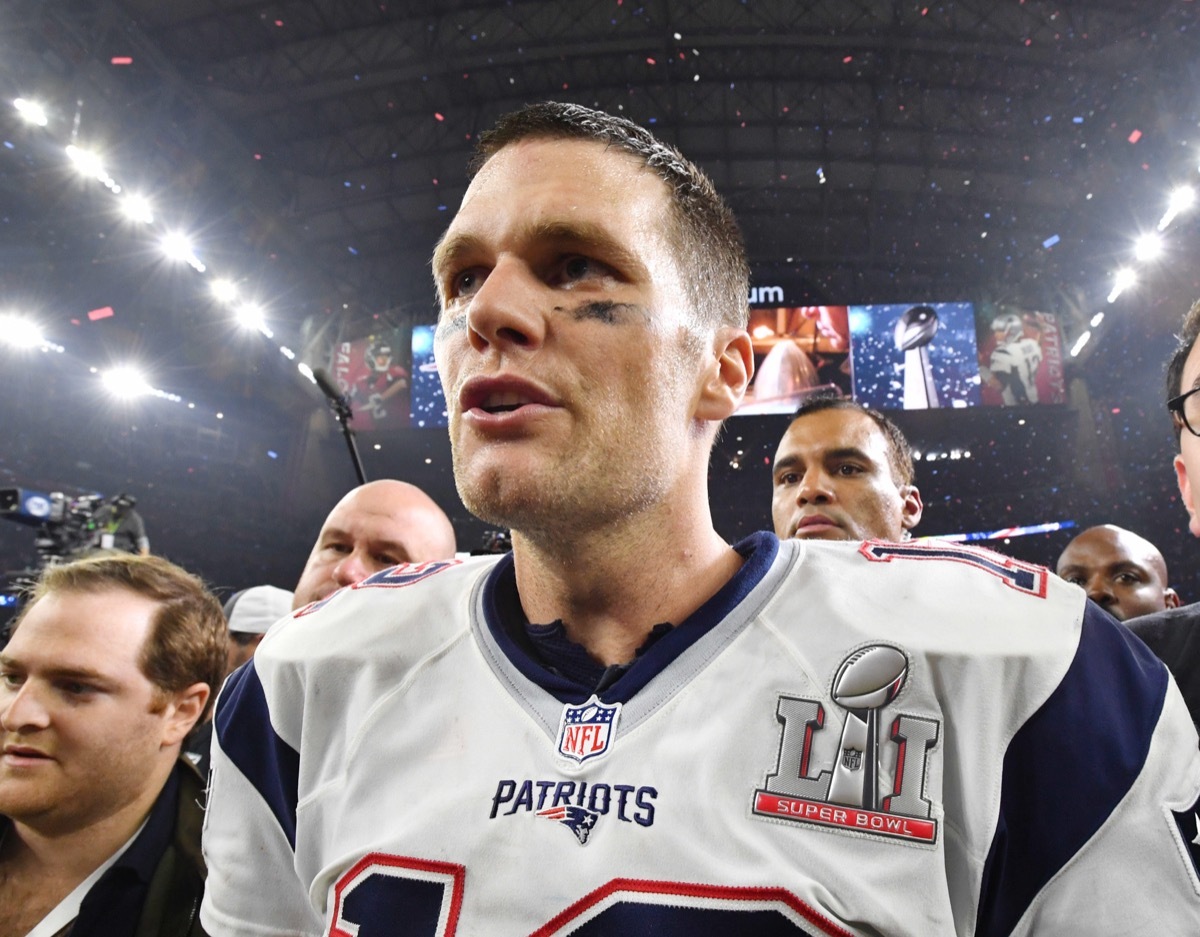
353,300,1065,432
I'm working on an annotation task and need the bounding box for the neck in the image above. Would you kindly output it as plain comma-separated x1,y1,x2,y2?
511,497,742,666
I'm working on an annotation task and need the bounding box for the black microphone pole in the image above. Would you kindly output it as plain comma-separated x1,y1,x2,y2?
312,368,368,486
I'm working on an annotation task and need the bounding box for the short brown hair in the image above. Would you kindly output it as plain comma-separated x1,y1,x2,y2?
13,554,226,723
788,395,917,487
470,102,749,332
1166,298,1200,439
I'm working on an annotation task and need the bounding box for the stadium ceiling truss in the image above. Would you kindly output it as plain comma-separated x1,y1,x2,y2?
3,0,1193,341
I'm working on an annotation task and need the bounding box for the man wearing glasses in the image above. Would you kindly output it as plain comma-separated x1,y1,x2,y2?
1129,298,1200,730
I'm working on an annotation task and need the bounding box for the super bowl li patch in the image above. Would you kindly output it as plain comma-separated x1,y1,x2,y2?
753,643,941,845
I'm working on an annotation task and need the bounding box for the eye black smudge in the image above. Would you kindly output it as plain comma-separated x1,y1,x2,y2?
570,301,644,324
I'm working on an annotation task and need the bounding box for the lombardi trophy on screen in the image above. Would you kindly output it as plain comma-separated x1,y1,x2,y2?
894,305,940,409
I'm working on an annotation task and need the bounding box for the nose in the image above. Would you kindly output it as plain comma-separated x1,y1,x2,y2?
332,550,371,589
1,681,51,733
1084,574,1116,609
464,258,548,354
795,469,834,506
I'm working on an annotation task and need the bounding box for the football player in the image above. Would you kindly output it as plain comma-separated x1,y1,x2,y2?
203,103,1200,936
986,312,1044,405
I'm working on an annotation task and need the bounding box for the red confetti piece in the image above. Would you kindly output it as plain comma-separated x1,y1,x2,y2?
1128,129,1142,143
111,56,133,65
434,113,445,121
646,57,656,65
88,306,114,321
843,56,853,63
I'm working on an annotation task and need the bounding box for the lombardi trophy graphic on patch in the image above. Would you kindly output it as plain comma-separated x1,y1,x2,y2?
827,645,909,810
894,305,940,409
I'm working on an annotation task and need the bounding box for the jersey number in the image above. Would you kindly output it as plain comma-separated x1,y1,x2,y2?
329,862,851,937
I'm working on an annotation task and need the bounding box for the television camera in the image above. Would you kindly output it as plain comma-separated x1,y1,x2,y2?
0,486,128,565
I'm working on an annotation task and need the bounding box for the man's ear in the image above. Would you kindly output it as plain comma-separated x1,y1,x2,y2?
160,682,211,748
695,327,753,422
1174,454,1200,538
900,485,924,532
1164,587,1182,610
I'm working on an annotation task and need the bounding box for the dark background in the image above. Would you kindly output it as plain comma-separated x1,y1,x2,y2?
2,2,1198,608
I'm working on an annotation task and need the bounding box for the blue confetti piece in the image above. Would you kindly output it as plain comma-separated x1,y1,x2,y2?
1042,234,1060,248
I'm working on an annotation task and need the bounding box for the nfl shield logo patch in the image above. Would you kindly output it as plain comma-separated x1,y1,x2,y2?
556,695,621,764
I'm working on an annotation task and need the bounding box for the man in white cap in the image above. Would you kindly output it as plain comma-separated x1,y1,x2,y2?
224,585,296,676
184,585,294,775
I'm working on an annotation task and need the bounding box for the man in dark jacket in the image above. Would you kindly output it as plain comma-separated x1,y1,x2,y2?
0,553,226,936
1130,297,1200,732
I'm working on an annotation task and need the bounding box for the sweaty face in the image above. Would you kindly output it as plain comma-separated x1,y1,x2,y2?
1175,339,1200,538
432,138,709,535
0,589,188,834
1056,528,1178,622
771,409,921,543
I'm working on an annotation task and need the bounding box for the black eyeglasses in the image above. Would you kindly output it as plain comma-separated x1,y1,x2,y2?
1168,386,1200,437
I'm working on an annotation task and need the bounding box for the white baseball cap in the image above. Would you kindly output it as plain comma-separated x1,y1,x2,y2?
224,585,295,636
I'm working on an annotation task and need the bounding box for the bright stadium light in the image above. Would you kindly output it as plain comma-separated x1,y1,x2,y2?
120,193,154,225
210,279,239,303
13,98,48,127
64,144,120,191
0,312,47,349
160,232,206,273
234,302,265,331
297,362,317,383
1133,232,1163,262
1158,185,1196,232
100,365,153,399
1107,267,1136,303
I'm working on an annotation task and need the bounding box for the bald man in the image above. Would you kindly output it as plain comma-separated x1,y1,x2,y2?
291,480,457,609
1056,524,1180,622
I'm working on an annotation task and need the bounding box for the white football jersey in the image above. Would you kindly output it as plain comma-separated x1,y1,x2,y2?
201,534,1200,936
989,338,1044,405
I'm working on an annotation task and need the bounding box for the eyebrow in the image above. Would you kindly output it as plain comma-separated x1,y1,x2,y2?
773,446,874,473
432,219,651,286
0,655,113,685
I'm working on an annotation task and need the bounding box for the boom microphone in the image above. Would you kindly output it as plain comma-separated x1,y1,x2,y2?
310,367,367,485
312,367,349,406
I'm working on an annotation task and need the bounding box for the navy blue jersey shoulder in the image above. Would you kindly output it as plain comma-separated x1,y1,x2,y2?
975,600,1169,936
215,660,301,850
481,531,779,705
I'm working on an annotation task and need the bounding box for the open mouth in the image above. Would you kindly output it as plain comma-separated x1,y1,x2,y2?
479,390,531,414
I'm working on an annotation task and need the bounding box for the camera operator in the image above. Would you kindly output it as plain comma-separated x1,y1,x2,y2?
90,494,149,556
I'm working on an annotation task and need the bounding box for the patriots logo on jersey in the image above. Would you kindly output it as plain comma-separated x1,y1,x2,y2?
538,805,600,845
753,643,941,845
556,695,621,764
